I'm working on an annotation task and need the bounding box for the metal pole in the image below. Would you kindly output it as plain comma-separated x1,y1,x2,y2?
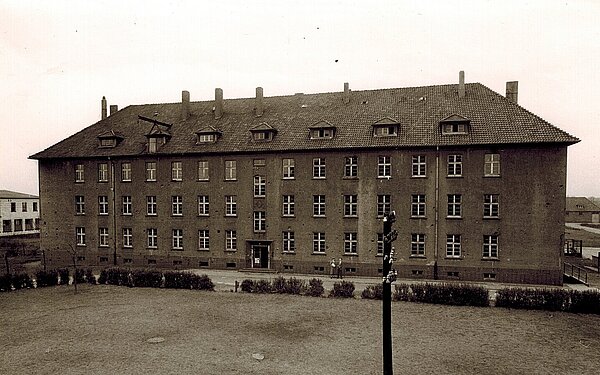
382,214,393,375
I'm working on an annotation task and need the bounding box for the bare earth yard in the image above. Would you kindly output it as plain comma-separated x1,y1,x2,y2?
2,285,600,375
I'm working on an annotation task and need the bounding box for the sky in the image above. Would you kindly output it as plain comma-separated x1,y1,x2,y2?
1,0,599,196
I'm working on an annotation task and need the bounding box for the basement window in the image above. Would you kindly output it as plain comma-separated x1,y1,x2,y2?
483,273,496,280
226,262,237,268
412,270,423,276
283,265,294,271
199,261,209,267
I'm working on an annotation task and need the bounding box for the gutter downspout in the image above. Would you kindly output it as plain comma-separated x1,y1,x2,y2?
434,146,440,280
110,157,117,266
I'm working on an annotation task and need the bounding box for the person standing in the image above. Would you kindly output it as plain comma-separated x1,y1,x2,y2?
337,258,343,279
330,258,337,278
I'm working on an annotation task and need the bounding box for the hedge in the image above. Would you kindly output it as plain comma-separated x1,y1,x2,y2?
329,281,355,298
35,270,59,288
496,288,600,314
240,277,316,296
393,283,489,307
361,284,383,300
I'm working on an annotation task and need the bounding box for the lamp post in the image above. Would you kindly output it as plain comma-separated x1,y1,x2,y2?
382,211,398,375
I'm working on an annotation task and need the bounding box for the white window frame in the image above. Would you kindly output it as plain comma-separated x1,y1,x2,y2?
411,194,426,217
122,196,132,215
98,163,108,182
485,154,501,177
448,154,463,177
377,233,384,255
412,155,426,177
172,196,183,216
99,227,109,247
447,194,462,218
344,156,358,178
313,157,326,179
377,194,391,217
198,161,209,181
225,160,237,181
146,162,157,182
313,195,326,217
226,230,237,251
147,228,158,248
254,175,266,197
483,235,499,258
283,231,295,253
411,234,425,256
282,158,295,179
254,211,266,232
225,195,237,217
172,229,183,250
378,155,391,178
121,162,132,182
446,234,461,258
98,196,109,215
344,195,358,217
75,195,85,215
282,195,295,217
198,229,210,251
483,194,499,218
198,195,209,216
123,228,133,248
75,164,85,182
147,196,157,216
313,232,326,253
344,232,358,254
171,161,183,181
76,227,86,246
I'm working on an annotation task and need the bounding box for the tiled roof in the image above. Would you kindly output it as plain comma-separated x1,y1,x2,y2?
566,197,600,212
30,83,579,160
0,190,38,199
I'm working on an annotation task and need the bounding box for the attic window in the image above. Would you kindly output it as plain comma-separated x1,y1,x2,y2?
576,204,584,209
196,126,221,144
372,118,400,137
140,115,172,153
97,130,123,148
100,138,116,148
440,114,470,135
309,120,336,140
250,122,277,142
253,131,273,141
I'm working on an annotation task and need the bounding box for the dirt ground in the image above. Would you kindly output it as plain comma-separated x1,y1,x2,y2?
1,285,600,375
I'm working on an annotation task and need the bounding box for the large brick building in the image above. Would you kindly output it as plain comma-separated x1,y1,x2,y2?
31,74,579,285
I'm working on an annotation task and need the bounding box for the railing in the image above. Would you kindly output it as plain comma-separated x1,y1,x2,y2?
564,262,588,285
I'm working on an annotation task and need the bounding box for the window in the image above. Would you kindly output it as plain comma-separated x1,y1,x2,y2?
198,230,210,250
99,138,116,148
198,133,215,143
25,219,34,230
411,194,426,217
313,158,326,179
412,155,426,177
283,231,295,252
377,233,384,255
146,162,157,181
447,155,462,177
14,219,23,231
99,228,109,247
98,196,109,215
75,164,85,182
226,230,237,251
377,195,391,217
225,160,237,181
172,229,183,250
483,273,496,280
483,235,499,258
225,196,237,216
254,175,266,197
254,211,266,232
344,195,358,217
483,194,499,218
33,202,38,212
252,131,272,141
122,196,132,215
121,162,132,182
75,196,85,215
198,195,209,216
313,195,326,217
76,227,86,246
446,234,461,258
172,196,183,216
22,202,27,212
411,234,425,256
123,228,133,248
311,128,334,139
2,220,12,233
443,123,467,134
283,159,295,179
198,161,209,181
374,126,398,137
282,195,295,217
447,194,462,218
253,159,266,167
378,156,391,178
98,163,108,182
34,218,40,229
147,196,157,216
344,232,358,254
10,202,16,212
344,156,358,178
147,228,158,248
485,154,501,176
313,232,326,253
171,161,183,181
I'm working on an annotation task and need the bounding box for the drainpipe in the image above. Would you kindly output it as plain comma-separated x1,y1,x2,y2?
434,146,440,280
109,157,117,266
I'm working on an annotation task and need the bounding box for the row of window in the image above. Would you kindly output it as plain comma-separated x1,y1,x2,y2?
74,193,500,219
2,218,40,233
74,226,499,259
8,201,38,213
75,154,501,183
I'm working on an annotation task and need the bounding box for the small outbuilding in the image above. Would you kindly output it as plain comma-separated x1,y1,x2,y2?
566,197,600,223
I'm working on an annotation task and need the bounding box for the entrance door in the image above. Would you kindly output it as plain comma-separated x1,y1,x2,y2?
251,245,269,268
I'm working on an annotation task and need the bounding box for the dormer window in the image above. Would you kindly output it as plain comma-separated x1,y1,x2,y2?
309,120,336,140
440,114,470,135
250,122,277,142
196,126,222,144
372,118,400,137
97,130,123,148
139,115,172,154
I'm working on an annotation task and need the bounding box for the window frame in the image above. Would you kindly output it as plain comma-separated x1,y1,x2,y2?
344,232,358,254
484,153,501,177
282,195,295,217
121,162,132,182
171,161,183,181
172,195,183,216
377,194,391,217
411,194,426,218
123,228,133,248
447,154,463,177
225,160,237,181
98,163,109,182
146,196,157,216
253,211,266,232
172,229,184,250
225,195,237,217
254,175,266,198
282,231,295,253
76,227,86,246
98,196,109,215
412,155,426,177
225,230,237,251
446,234,461,258
75,164,85,182
313,157,326,179
197,195,210,216
377,155,392,178
313,232,326,253
145,162,157,182
75,196,85,215
344,195,358,217
344,156,358,178
99,227,109,247
122,196,132,215
483,194,499,219
313,195,326,217
198,229,210,251
282,158,295,179
483,235,499,259
447,194,462,218
197,161,209,181
411,233,425,256
147,228,158,248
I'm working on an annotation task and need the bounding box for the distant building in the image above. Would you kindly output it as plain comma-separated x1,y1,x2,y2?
31,73,579,285
566,197,600,223
0,190,40,237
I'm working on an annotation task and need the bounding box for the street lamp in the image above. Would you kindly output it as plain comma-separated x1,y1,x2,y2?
382,210,398,375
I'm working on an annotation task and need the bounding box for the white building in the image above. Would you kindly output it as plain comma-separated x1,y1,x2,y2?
0,190,40,237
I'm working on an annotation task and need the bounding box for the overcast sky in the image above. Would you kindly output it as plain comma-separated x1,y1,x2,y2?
2,0,599,196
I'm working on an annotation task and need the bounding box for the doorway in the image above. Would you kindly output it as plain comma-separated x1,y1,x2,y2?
251,244,269,268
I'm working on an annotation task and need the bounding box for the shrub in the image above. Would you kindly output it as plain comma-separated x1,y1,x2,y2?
101,268,131,286
305,278,324,297
272,276,287,294
11,273,33,290
393,283,489,307
164,271,188,289
393,283,412,301
330,281,355,298
189,274,214,291
85,269,97,285
130,269,163,288
57,268,70,286
98,270,108,285
0,274,12,292
361,284,383,300
569,290,600,314
496,288,600,314
75,269,86,284
254,279,272,293
285,277,305,295
35,270,59,288
240,279,256,293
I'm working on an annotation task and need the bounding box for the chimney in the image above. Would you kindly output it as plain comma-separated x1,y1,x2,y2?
181,90,190,120
506,81,518,103
343,82,350,104
109,105,118,116
458,71,465,98
101,96,107,119
214,88,223,119
255,87,264,117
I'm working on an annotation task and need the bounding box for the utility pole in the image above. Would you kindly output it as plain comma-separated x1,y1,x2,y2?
382,211,398,375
